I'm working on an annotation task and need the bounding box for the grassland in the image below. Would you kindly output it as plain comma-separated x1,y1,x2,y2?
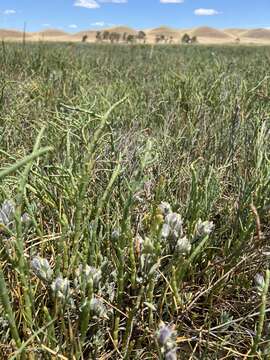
0,42,270,359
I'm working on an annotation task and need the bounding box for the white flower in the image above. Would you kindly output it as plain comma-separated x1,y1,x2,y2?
161,223,170,239
31,256,53,282
162,212,183,240
159,202,172,216
90,298,108,319
0,200,15,226
157,324,174,345
111,229,120,241
21,212,31,224
254,273,265,294
51,277,72,304
195,219,214,237
176,236,191,255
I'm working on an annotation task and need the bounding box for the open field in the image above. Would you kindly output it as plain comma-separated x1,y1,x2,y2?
0,43,270,359
1,26,270,44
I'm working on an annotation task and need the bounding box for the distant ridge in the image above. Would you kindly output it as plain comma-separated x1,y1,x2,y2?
73,30,97,39
1,26,270,44
105,26,138,35
35,29,68,37
0,28,30,39
242,28,270,39
224,28,247,37
146,26,180,37
191,26,231,39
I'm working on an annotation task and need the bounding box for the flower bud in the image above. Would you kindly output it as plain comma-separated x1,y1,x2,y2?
111,229,120,241
143,237,154,254
254,273,265,294
159,202,172,216
31,256,53,283
90,298,108,319
21,212,31,224
157,324,174,346
51,277,72,304
0,200,15,226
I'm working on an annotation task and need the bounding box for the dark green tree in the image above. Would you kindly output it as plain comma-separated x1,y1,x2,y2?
137,31,146,43
102,31,110,41
82,35,88,43
96,31,102,42
181,33,191,44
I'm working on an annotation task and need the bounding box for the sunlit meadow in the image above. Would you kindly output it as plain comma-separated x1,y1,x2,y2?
0,42,270,359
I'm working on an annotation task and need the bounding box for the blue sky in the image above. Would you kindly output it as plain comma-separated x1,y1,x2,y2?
0,0,269,32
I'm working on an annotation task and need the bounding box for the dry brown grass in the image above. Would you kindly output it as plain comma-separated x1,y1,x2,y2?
242,28,270,40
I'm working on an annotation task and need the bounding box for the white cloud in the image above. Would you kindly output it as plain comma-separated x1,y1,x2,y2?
74,0,100,9
42,24,51,27
91,21,115,27
194,8,220,16
69,24,78,28
74,0,127,8
99,0,127,2
160,0,184,3
91,21,105,26
3,9,16,15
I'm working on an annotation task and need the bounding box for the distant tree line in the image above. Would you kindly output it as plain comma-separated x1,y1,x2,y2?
155,33,198,44
93,30,147,44
81,31,198,44
181,33,198,44
155,35,174,44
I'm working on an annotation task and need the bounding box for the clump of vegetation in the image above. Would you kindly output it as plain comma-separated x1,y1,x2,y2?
181,33,197,44
0,42,269,359
81,34,88,43
96,30,146,44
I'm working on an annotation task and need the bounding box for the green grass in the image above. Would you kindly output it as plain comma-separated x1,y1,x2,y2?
0,42,270,359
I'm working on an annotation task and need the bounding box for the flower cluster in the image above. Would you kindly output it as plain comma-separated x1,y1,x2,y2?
162,212,183,241
160,204,191,256
31,257,73,305
75,264,101,291
51,277,73,305
30,255,108,317
159,202,214,256
0,199,30,229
